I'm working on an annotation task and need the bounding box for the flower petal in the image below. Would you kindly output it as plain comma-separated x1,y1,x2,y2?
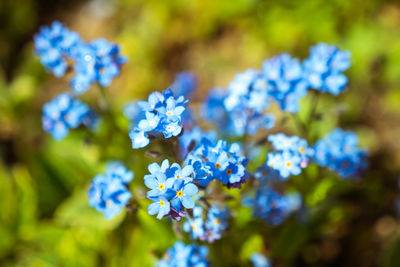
182,196,194,209
148,202,160,215
183,183,198,196
144,176,158,189
148,162,161,174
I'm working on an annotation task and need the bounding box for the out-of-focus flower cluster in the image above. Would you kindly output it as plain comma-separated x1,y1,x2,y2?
36,21,128,140
202,43,351,136
304,43,351,95
88,162,134,219
42,93,97,140
183,205,229,242
313,128,368,177
34,21,126,95
157,241,209,267
248,186,301,225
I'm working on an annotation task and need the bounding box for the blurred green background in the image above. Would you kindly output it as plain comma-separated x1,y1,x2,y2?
1,0,400,266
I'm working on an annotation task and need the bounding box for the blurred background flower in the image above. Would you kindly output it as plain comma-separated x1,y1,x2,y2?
1,0,400,266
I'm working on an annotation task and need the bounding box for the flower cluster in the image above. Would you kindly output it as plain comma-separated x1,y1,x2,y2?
34,21,126,95
200,43,351,137
183,205,229,242
145,160,198,220
184,138,249,188
179,126,217,158
249,186,301,225
223,69,276,135
42,93,96,140
129,89,188,149
313,128,368,177
34,25,370,265
87,162,134,219
266,133,313,178
34,21,81,77
262,54,308,113
157,241,209,267
71,38,127,94
303,43,351,95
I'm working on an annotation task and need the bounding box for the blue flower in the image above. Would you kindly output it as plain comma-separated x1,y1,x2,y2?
128,129,150,149
157,97,186,122
157,241,209,267
144,160,175,198
183,217,205,239
148,196,171,220
251,253,270,267
303,43,351,95
266,133,314,178
71,39,127,94
35,22,126,93
145,160,199,220
170,72,197,97
34,21,82,77
222,69,275,136
137,91,164,111
160,121,182,138
313,128,368,177
87,162,133,219
268,151,302,178
179,126,217,157
170,179,198,211
262,54,308,113
129,89,188,149
138,112,160,132
205,206,229,234
123,101,144,126
184,138,249,188
250,186,301,225
42,93,94,140
144,171,171,198
105,162,134,183
168,163,194,183
183,205,229,243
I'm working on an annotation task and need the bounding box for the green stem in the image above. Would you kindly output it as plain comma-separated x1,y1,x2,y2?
305,91,320,141
291,113,306,137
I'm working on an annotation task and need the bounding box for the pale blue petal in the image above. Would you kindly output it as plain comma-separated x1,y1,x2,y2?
183,183,198,196
148,202,160,215
182,196,194,209
144,176,158,189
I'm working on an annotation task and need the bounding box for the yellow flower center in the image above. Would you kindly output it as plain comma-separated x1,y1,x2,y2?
215,219,221,225
286,161,292,167
106,200,112,207
176,175,181,179
191,225,196,230
215,163,221,169
166,111,173,116
158,184,165,190
159,200,165,206
299,147,305,153
176,190,183,197
226,169,232,175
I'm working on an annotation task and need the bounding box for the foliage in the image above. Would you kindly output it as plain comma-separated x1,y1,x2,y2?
1,0,400,266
